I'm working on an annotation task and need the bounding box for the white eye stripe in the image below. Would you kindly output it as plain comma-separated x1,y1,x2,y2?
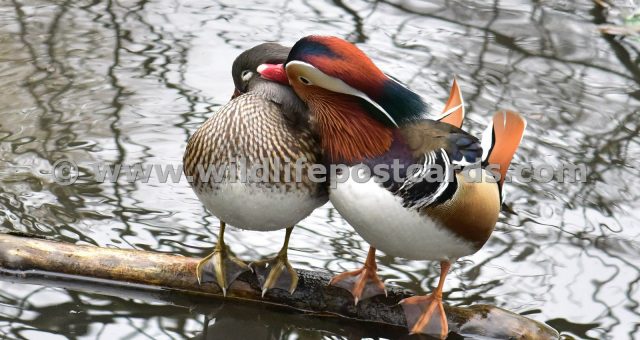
285,61,398,127
241,70,253,81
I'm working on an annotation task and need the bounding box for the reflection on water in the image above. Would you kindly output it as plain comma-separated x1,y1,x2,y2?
0,0,638,339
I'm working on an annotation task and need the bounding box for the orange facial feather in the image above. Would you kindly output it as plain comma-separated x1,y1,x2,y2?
295,84,393,163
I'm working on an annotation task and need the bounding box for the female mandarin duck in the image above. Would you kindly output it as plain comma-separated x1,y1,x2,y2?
183,43,327,296
258,36,526,338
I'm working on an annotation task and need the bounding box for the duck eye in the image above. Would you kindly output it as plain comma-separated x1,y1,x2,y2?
299,76,311,85
241,70,252,81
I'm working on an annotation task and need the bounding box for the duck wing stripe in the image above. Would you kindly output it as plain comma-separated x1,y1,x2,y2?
393,148,455,210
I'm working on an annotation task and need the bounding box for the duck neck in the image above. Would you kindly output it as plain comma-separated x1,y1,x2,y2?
250,80,308,116
308,92,393,164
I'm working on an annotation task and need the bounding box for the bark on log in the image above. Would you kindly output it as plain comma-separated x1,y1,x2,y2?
0,232,559,339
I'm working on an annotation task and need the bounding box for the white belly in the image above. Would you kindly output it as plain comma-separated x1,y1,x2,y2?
330,175,475,261
196,182,324,231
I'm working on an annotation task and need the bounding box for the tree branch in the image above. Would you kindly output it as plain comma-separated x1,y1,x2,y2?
0,233,558,339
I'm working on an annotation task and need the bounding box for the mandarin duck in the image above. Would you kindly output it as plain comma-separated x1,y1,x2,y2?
258,36,526,338
327,78,467,304
183,43,328,296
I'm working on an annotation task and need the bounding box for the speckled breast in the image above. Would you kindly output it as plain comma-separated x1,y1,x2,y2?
183,92,327,230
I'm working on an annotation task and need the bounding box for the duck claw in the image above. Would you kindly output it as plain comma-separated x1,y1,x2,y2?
196,244,250,295
250,255,298,296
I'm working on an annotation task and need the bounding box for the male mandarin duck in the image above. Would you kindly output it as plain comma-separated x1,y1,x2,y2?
328,77,467,303
258,36,526,338
183,43,328,296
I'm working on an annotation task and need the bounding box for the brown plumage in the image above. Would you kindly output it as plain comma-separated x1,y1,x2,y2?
424,171,500,247
399,119,469,156
184,92,324,195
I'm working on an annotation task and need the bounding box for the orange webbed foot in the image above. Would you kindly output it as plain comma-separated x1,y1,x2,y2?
400,261,452,338
400,294,448,338
329,246,386,304
329,265,386,304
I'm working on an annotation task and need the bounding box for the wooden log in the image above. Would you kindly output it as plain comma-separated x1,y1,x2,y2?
0,232,559,339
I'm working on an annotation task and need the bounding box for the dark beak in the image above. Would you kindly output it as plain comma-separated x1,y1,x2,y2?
231,88,242,99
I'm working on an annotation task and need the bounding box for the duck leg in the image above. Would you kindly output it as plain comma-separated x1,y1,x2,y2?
195,221,251,296
399,261,451,339
329,246,386,305
250,227,299,297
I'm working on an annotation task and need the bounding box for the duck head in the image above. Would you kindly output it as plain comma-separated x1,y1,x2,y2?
231,43,306,116
258,36,428,163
